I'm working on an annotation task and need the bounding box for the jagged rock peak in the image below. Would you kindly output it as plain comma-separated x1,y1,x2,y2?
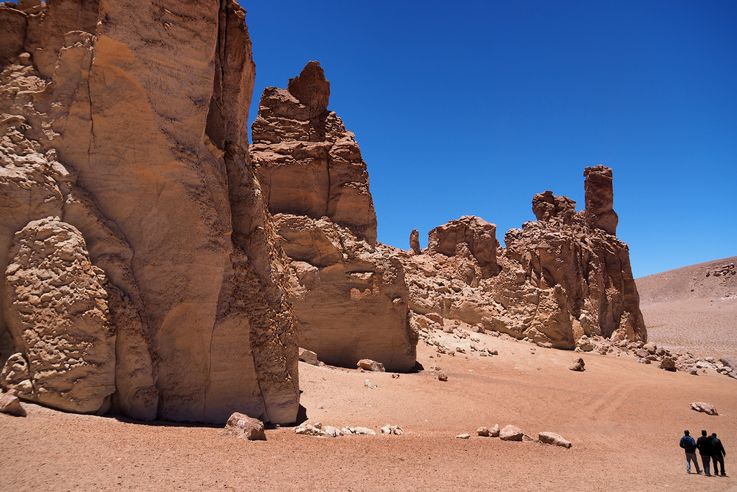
427,216,499,275
287,60,330,116
584,164,618,235
532,191,576,223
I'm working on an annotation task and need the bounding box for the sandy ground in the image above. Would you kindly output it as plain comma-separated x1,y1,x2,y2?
2,331,736,491
637,256,737,359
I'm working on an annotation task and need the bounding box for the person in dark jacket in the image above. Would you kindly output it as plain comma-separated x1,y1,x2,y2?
697,430,714,476
711,433,727,477
680,430,701,474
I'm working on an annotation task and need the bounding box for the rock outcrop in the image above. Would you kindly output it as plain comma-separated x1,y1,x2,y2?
0,1,298,424
2,217,115,413
251,61,377,244
394,166,646,348
251,63,416,371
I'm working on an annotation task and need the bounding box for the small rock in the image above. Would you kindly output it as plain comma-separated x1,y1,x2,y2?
391,374,400,379
690,402,718,416
456,433,470,439
499,425,524,441
298,347,319,366
0,392,26,417
437,371,448,382
357,359,385,372
569,358,585,372
477,427,489,437
538,431,572,448
489,424,500,437
222,412,266,441
364,379,377,389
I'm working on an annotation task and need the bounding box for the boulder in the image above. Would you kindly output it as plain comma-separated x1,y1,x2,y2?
437,371,448,382
380,424,403,435
477,427,490,437
489,424,500,437
223,412,266,441
538,431,572,448
298,348,319,366
690,402,718,416
0,392,26,417
660,357,677,372
456,433,470,439
357,359,386,372
499,425,524,441
569,358,586,372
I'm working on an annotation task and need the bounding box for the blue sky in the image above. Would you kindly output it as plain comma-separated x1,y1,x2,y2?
245,1,737,278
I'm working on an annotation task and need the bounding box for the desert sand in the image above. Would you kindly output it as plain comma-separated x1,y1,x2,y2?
2,333,736,491
639,257,737,359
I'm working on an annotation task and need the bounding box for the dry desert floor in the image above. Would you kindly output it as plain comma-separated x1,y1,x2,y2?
2,333,736,491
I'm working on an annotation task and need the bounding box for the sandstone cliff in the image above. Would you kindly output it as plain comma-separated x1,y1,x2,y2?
397,166,646,348
251,62,416,371
0,0,298,424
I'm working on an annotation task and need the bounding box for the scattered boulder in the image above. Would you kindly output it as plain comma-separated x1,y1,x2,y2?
538,431,572,448
660,357,676,372
358,359,385,372
569,358,586,372
499,425,524,441
477,427,490,437
380,424,403,435
363,379,377,389
437,371,448,382
298,348,319,366
0,392,26,417
489,424,500,437
456,433,471,439
690,402,718,416
341,426,376,436
295,422,341,437
222,413,266,441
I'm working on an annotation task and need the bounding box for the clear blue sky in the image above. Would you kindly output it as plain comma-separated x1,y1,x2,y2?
245,0,737,278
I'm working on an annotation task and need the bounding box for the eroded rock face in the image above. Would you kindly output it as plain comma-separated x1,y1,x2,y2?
393,166,646,348
2,217,115,413
428,216,499,276
251,61,377,244
0,1,299,424
251,63,415,371
274,214,416,371
409,229,421,254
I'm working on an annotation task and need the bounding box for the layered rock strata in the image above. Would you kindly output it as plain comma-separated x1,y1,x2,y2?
251,62,416,371
396,166,646,348
0,0,298,424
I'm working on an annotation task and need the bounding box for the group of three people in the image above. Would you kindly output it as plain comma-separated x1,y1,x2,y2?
680,430,727,476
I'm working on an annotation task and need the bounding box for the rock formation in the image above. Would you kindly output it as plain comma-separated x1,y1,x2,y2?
394,166,646,348
0,1,298,424
409,229,421,254
251,62,416,371
251,61,377,244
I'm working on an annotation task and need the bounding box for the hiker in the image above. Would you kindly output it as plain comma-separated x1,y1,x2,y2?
711,433,727,477
680,430,701,474
697,430,714,476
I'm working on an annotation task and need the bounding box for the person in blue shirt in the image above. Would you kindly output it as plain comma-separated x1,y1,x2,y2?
680,430,701,474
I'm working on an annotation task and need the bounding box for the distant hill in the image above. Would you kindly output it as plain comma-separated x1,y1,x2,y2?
636,256,737,359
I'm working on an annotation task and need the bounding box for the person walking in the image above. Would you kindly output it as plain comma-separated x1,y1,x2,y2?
680,430,702,474
711,433,727,477
697,430,714,476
